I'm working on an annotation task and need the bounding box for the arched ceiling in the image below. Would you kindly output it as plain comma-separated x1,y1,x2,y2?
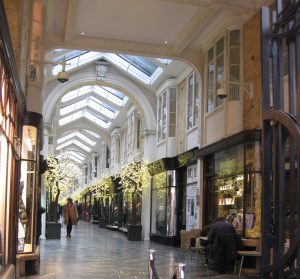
40,0,272,165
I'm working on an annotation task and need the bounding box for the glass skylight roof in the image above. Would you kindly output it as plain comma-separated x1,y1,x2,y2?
56,151,85,164
59,110,111,129
60,97,118,119
68,155,84,165
61,85,127,107
85,130,100,139
57,131,96,146
56,139,92,152
118,54,157,76
52,50,166,85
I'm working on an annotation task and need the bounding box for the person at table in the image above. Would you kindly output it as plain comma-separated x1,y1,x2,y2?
207,216,239,272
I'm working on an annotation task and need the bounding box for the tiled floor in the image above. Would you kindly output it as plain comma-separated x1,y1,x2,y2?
25,221,247,279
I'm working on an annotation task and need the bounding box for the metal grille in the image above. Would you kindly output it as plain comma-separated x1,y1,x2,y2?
261,1,300,278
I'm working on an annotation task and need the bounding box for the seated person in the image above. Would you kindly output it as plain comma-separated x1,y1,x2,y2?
207,217,240,273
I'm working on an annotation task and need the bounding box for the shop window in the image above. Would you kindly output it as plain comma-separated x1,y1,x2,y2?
18,125,38,253
157,87,177,142
206,30,241,112
204,141,261,237
187,72,199,130
151,172,167,235
151,170,177,236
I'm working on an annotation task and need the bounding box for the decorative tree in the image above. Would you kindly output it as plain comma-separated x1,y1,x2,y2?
90,175,114,219
44,153,81,222
117,159,150,225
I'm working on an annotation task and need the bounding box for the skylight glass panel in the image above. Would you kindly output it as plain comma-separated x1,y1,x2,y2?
61,86,127,108
60,99,87,115
89,96,117,119
69,155,84,165
94,86,127,107
67,151,85,161
84,111,111,128
53,50,88,63
105,53,162,85
59,110,111,128
60,98,117,119
84,130,100,139
57,132,96,146
61,86,91,103
59,111,83,126
118,55,157,76
52,52,102,75
56,139,91,152
76,132,96,146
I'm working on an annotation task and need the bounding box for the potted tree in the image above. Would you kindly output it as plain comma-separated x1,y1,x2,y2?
90,175,113,228
44,153,80,238
118,159,150,240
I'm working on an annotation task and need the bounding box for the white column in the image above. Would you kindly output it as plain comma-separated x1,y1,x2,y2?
141,130,156,241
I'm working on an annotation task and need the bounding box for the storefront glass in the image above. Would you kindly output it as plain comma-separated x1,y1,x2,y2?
151,170,177,236
18,125,38,253
204,141,261,236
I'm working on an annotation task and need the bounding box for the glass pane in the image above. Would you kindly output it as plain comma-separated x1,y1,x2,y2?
245,141,261,172
214,144,244,176
18,161,36,253
215,174,244,233
0,133,7,269
208,47,214,62
230,47,240,65
207,62,215,112
230,30,240,47
216,37,224,56
21,126,37,160
151,172,167,235
245,173,261,238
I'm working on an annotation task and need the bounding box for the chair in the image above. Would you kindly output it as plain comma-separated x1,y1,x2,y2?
235,237,261,278
212,233,242,273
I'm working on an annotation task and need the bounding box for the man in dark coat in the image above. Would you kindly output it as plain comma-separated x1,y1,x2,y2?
207,217,241,273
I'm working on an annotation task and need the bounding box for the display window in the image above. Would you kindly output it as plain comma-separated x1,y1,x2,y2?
0,57,21,269
151,171,177,236
18,124,39,253
204,141,261,237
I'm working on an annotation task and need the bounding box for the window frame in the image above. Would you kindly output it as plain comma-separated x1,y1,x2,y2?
157,87,177,144
186,72,199,131
205,29,241,113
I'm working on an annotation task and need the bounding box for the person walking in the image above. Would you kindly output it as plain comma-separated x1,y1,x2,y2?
63,198,78,238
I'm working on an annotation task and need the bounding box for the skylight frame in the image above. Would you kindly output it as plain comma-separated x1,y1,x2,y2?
59,109,111,129
60,97,118,120
61,85,127,108
57,131,96,146
56,139,92,152
52,49,164,85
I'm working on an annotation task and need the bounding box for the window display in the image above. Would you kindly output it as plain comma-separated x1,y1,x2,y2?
204,141,261,237
18,124,38,253
151,171,177,237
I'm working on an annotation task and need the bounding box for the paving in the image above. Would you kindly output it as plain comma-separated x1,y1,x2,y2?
25,221,253,279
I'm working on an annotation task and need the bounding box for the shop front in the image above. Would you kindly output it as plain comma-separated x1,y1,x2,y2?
197,130,261,238
149,148,198,246
0,2,26,277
